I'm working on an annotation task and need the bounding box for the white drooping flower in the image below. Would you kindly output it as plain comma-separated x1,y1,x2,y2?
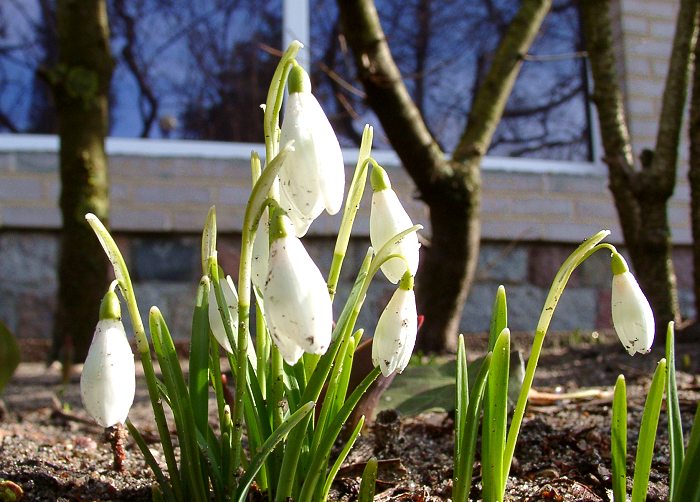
208,275,238,353
369,165,420,283
263,208,333,365
80,288,135,427
372,272,418,376
611,252,654,355
251,208,269,293
278,64,345,237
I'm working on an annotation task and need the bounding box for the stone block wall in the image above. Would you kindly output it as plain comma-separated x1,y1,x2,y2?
0,142,695,342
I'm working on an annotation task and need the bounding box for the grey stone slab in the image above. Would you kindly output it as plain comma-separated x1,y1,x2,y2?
0,232,58,287
131,237,199,282
16,153,58,173
474,243,528,283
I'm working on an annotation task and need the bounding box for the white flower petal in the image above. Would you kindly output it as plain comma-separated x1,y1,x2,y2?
252,209,270,292
80,319,135,427
611,271,655,355
279,91,345,236
263,233,332,361
370,189,420,283
372,288,417,377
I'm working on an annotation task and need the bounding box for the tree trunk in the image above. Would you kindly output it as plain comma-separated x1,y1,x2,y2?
580,0,698,338
50,0,113,364
337,0,550,352
690,11,700,317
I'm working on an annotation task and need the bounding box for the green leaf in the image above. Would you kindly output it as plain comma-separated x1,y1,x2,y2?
486,329,510,501
236,402,315,502
453,335,469,502
674,403,700,502
322,417,366,501
201,206,217,276
631,359,666,502
611,375,627,502
358,456,378,502
488,286,507,352
189,277,211,437
665,322,683,497
0,321,20,395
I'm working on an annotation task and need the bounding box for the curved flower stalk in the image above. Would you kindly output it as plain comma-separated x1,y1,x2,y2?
80,284,135,427
611,252,655,355
278,64,345,237
263,206,333,364
208,275,238,354
372,272,417,376
369,164,420,283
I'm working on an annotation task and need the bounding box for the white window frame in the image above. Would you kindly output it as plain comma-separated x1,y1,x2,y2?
0,0,603,176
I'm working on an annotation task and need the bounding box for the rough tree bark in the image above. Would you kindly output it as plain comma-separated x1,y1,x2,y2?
580,0,698,339
689,9,700,322
49,0,113,364
337,0,551,352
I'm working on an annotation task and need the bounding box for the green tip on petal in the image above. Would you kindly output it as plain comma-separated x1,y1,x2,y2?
99,290,121,321
269,205,291,242
370,163,391,191
399,271,414,291
288,64,310,94
611,252,629,275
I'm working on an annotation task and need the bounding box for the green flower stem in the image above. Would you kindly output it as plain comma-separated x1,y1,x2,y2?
231,145,293,477
327,125,374,300
86,214,183,500
503,230,611,482
263,41,302,161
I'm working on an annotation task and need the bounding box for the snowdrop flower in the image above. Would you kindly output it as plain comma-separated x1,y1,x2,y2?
611,252,654,355
251,208,269,293
369,165,420,283
80,287,135,427
278,64,345,237
208,275,238,353
373,272,418,376
263,207,333,364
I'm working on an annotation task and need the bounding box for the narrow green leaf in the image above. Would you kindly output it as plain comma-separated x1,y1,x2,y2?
665,322,684,497
298,367,381,502
236,402,315,502
358,456,378,502
189,277,211,437
453,334,469,502
323,417,366,501
126,420,176,501
455,352,492,502
488,286,507,351
489,329,510,500
201,206,217,276
631,359,667,502
674,403,700,502
611,374,627,502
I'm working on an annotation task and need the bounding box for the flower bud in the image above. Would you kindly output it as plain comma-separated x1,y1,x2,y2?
80,289,135,427
611,253,654,355
279,65,345,237
372,272,418,376
369,165,420,283
263,208,333,364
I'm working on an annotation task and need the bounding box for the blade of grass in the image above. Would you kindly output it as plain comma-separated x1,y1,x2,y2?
126,420,176,501
665,322,683,497
631,358,667,502
611,374,627,502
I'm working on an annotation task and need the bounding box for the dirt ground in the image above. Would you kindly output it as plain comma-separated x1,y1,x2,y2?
1,332,698,501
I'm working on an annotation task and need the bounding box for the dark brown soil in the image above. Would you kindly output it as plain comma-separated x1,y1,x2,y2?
1,332,698,501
